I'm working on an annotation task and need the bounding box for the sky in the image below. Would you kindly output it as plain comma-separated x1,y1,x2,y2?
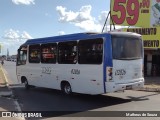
0,0,110,55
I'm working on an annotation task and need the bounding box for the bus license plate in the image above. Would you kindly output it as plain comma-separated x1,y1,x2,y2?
126,85,132,90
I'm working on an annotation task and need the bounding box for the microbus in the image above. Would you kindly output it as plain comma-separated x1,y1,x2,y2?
16,32,144,95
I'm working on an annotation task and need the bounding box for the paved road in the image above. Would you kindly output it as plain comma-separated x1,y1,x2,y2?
3,61,19,85
2,61,160,120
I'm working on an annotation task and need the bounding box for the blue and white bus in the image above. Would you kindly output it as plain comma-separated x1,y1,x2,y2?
16,32,144,95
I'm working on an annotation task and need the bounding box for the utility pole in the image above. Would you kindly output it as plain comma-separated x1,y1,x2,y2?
0,44,1,54
7,48,9,57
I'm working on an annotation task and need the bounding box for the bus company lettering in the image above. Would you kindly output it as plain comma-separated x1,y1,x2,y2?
115,69,126,76
71,69,80,75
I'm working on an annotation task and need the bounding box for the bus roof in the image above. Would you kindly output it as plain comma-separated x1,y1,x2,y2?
109,31,141,37
21,32,141,46
22,32,102,46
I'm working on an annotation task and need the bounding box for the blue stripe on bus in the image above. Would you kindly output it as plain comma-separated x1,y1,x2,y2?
103,34,113,93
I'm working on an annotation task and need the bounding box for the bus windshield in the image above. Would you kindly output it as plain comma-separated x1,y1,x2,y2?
112,36,143,60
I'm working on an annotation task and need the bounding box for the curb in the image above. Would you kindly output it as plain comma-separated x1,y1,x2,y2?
0,65,9,87
0,65,12,96
0,65,25,120
137,87,160,92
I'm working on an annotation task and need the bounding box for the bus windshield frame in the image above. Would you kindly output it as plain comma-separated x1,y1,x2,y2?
112,35,143,60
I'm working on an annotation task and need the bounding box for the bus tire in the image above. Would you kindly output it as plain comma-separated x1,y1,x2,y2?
22,77,30,90
61,82,72,95
24,80,30,90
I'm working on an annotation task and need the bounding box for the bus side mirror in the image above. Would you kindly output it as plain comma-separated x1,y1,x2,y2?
16,49,20,66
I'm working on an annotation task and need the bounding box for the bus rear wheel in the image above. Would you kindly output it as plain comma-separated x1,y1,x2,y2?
22,78,30,90
62,82,72,95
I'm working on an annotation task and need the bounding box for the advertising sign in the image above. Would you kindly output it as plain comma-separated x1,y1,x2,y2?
111,0,160,27
122,27,160,48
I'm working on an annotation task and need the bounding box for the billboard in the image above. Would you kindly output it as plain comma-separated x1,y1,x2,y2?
122,27,160,49
111,0,160,27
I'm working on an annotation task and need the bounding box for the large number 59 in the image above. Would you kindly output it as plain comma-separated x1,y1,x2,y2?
112,0,139,25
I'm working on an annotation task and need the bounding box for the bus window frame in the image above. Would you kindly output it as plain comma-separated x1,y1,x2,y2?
111,35,143,60
41,43,57,64
29,44,41,63
58,41,78,64
17,46,27,66
78,38,103,65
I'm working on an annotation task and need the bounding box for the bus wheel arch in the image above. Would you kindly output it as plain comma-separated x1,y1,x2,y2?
61,81,72,95
21,76,30,90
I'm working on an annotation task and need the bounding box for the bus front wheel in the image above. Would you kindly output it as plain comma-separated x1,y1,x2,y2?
61,82,72,95
24,80,30,90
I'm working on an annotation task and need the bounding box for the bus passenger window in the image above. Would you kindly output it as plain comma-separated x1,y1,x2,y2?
17,46,27,65
41,43,57,63
29,45,40,63
58,41,77,64
78,38,103,64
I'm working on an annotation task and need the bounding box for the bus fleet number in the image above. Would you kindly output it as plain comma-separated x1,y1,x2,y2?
42,67,51,74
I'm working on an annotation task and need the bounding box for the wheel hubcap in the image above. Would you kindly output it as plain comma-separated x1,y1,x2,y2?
64,85,71,94
24,81,27,85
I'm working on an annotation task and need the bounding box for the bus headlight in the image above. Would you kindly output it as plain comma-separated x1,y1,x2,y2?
106,67,113,81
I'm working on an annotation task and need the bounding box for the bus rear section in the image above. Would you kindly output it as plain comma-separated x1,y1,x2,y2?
105,33,144,93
